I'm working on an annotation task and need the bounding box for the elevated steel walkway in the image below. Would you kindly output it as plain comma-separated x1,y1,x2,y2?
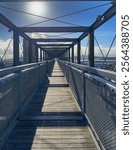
2,61,99,150
0,2,116,149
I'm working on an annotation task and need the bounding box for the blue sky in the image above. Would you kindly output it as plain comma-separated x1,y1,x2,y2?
0,1,116,58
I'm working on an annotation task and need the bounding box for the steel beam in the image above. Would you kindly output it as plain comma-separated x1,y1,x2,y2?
45,50,66,58
0,13,16,30
29,41,33,63
35,46,38,62
43,48,66,51
39,44,72,47
40,49,42,61
0,0,116,1
18,27,90,33
77,41,81,64
70,4,116,48
88,31,94,67
68,49,71,62
0,13,30,40
43,50,45,61
0,13,39,48
33,38,77,42
13,31,19,66
90,4,116,30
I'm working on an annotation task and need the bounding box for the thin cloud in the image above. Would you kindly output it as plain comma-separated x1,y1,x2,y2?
0,38,116,60
72,45,116,57
0,39,13,59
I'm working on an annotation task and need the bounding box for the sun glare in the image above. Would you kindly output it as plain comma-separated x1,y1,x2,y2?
28,2,46,16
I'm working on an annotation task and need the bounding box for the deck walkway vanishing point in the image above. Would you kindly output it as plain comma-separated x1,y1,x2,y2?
3,61,99,150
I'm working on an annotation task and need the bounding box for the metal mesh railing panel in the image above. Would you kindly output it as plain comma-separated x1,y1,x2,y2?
58,60,116,150
0,75,18,137
85,74,116,150
21,66,39,104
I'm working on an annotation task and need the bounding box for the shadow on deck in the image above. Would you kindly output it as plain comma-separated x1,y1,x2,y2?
2,62,98,150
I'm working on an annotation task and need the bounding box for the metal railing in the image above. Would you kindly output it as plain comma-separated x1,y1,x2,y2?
58,60,116,150
0,60,55,138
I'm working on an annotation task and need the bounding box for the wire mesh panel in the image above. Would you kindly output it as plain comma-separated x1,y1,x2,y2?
21,66,39,104
47,60,55,75
61,63,85,112
58,60,116,150
68,66,83,110
0,75,18,137
0,61,54,139
39,63,47,83
85,74,116,150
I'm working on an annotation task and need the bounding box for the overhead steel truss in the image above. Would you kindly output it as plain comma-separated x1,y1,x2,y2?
0,2,116,66
0,0,115,2
32,38,78,42
39,44,72,47
19,27,90,33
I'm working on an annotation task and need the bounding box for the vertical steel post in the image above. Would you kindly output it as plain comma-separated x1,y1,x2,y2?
17,70,22,119
36,46,38,62
40,49,42,61
43,50,45,61
77,41,81,64
29,40,33,63
68,49,71,62
72,46,74,63
45,51,47,60
82,70,86,113
88,31,94,67
13,31,19,66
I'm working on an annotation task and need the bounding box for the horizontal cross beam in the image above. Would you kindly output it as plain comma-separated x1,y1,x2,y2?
0,13,34,42
33,38,77,42
43,48,67,50
39,44,72,47
18,27,90,33
0,0,115,2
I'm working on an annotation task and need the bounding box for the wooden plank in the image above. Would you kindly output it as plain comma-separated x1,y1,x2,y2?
3,61,99,150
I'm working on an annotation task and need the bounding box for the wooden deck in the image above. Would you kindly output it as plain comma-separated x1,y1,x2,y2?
3,61,99,150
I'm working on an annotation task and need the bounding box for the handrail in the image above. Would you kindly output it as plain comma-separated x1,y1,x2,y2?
0,60,54,77
58,60,116,82
58,59,116,150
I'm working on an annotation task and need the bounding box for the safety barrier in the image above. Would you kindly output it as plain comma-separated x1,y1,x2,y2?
58,60,116,150
0,60,55,138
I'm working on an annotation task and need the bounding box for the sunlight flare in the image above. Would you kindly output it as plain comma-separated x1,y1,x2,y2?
28,2,47,16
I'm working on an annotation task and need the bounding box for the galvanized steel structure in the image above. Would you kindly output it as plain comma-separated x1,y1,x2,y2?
0,1,116,150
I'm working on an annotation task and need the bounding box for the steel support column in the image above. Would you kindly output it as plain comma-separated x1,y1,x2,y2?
69,49,71,62
71,46,74,63
13,31,19,66
36,46,38,62
77,41,81,64
88,31,94,67
40,49,42,61
29,40,33,63
43,50,45,61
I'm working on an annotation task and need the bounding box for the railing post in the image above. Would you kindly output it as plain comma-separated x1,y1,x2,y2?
82,69,86,113
38,64,41,85
17,70,22,120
